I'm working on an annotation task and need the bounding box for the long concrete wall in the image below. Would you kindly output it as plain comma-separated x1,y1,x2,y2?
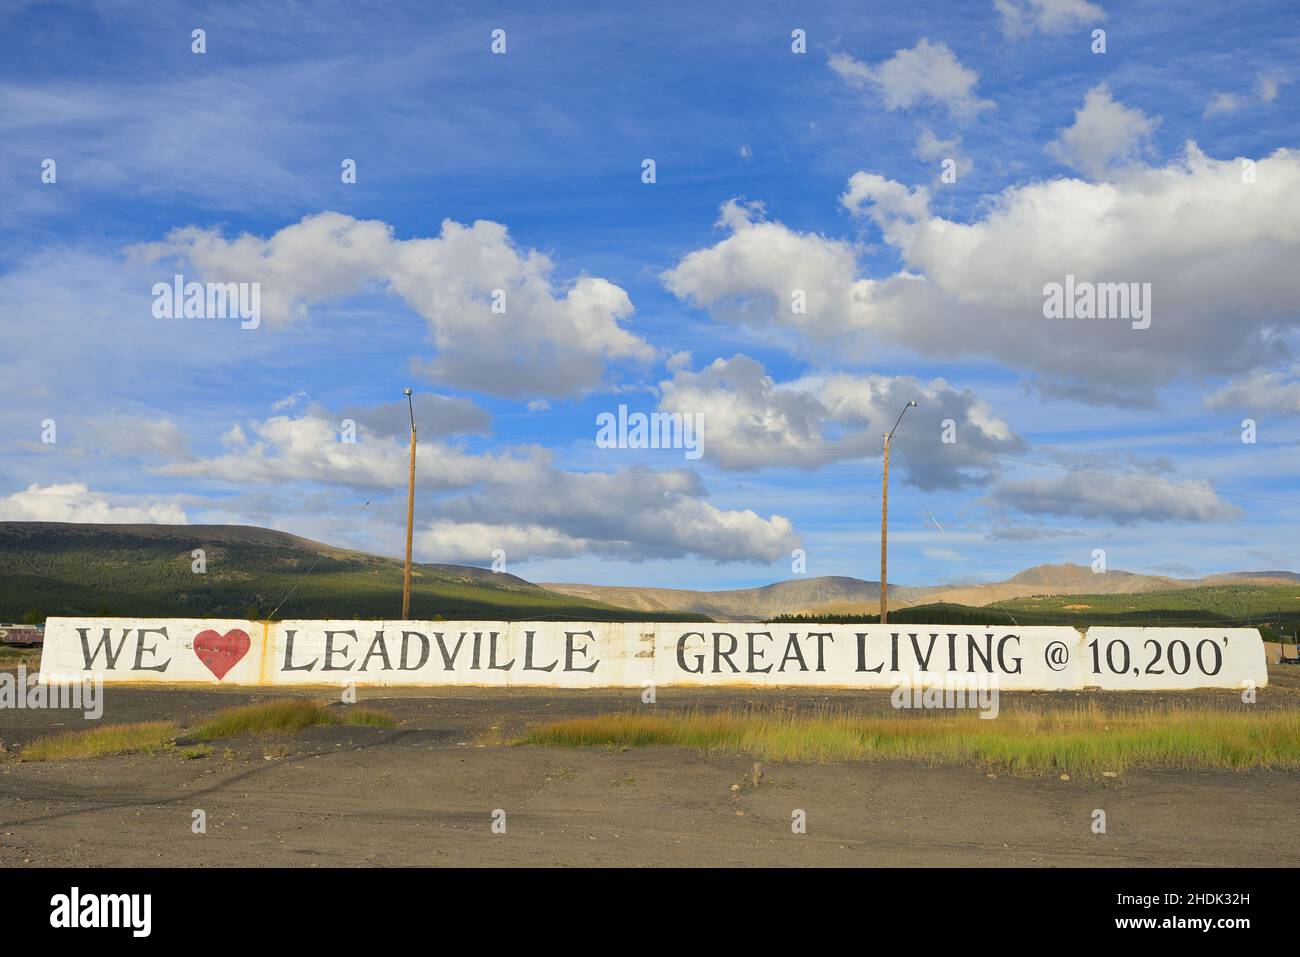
38,618,1268,690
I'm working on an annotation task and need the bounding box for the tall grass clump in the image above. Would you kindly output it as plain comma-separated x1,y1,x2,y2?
517,705,1300,778
20,721,178,761
192,698,395,740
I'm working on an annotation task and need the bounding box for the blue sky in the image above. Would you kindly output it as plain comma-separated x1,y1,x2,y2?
1,0,1298,590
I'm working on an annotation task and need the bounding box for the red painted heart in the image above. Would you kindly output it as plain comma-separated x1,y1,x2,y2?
193,629,251,680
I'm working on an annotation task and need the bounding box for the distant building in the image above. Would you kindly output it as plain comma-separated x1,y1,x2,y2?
0,624,44,647
1263,641,1299,665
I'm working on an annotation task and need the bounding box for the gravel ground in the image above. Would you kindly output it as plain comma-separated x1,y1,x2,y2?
1,671,1298,867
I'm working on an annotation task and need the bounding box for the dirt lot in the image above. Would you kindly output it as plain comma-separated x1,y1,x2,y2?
2,671,1299,867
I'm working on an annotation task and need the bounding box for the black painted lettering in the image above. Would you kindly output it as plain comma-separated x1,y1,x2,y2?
856,633,884,672
745,631,773,673
132,626,171,672
487,632,515,670
359,630,392,672
997,634,1022,673
565,630,599,673
432,632,469,670
400,631,430,670
323,630,357,671
523,630,557,672
77,627,130,670
712,632,740,673
282,629,318,671
677,632,705,673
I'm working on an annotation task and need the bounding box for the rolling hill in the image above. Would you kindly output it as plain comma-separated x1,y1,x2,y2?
2,522,1296,631
805,563,1206,615
0,522,705,622
537,577,929,621
546,562,1300,623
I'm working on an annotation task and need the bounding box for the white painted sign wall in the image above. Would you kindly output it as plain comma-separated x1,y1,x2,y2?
38,618,1268,690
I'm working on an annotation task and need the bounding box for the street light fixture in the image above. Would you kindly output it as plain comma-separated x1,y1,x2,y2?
880,400,917,625
402,388,417,620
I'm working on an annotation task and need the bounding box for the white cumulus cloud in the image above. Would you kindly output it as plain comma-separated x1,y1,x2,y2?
1204,367,1300,415
995,0,1105,38
133,212,654,399
0,483,188,524
986,470,1242,525
421,467,798,563
658,355,1024,490
829,39,993,120
665,146,1300,401
1046,84,1158,180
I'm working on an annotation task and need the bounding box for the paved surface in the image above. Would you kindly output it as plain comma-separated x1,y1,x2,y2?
1,675,1298,867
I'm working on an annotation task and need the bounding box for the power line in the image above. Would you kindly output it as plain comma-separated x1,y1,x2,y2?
917,501,1018,626
262,449,415,618
264,496,376,621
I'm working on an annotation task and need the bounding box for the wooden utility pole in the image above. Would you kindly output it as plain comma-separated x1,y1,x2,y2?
402,388,417,620
880,400,917,625
880,432,890,624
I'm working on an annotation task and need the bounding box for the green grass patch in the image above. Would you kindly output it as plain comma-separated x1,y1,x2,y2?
0,645,43,668
775,584,1300,629
18,699,397,762
191,698,396,740
516,705,1300,778
340,707,399,728
20,721,178,761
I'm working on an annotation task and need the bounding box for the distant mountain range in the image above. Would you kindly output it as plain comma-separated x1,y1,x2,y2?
544,564,1300,621
540,577,925,620
1,521,1295,625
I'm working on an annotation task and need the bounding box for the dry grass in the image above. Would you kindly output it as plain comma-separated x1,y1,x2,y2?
0,646,43,669
20,721,178,761
516,704,1300,778
191,698,395,740
19,699,396,761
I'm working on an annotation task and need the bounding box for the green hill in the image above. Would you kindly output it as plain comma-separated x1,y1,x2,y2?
773,586,1300,638
0,522,707,623
6,522,1296,635
989,584,1300,630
